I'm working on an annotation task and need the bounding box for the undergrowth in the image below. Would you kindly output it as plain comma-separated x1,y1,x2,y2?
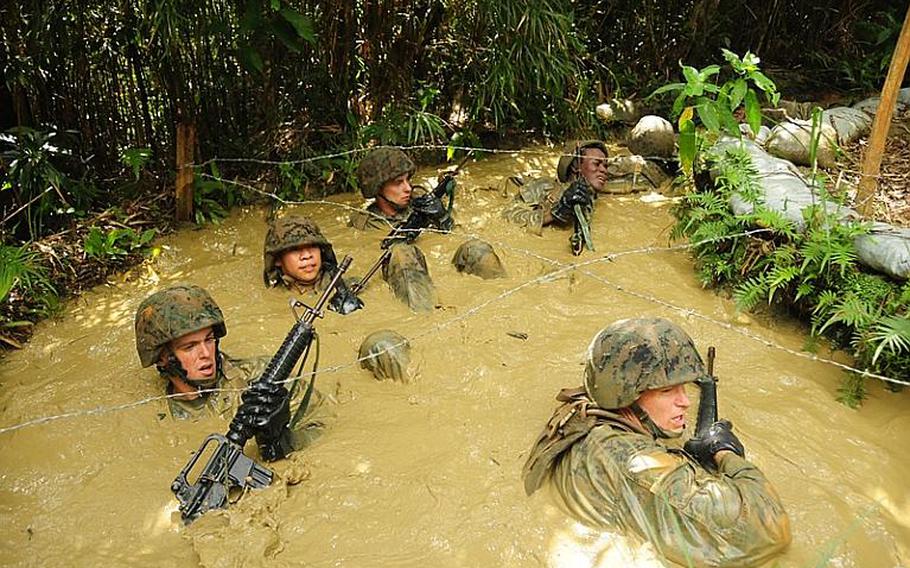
672,144,910,407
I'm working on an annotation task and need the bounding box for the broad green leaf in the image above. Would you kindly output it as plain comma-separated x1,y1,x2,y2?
730,78,747,109
648,82,686,98
678,115,696,176
681,65,699,85
238,45,264,73
280,7,315,44
698,65,720,80
273,19,303,53
744,89,761,136
696,100,720,133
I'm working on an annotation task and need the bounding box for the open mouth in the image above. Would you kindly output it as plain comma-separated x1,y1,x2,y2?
196,363,214,377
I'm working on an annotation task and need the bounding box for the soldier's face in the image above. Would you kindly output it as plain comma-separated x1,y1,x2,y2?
277,245,322,284
380,174,412,207
167,327,217,381
636,384,691,434
578,148,608,192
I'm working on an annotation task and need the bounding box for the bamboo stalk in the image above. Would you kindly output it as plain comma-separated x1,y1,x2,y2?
856,5,910,218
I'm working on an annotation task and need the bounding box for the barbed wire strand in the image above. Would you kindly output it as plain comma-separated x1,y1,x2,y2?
3,141,907,433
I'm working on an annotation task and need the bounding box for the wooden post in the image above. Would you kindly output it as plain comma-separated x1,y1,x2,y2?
856,5,910,218
175,121,196,222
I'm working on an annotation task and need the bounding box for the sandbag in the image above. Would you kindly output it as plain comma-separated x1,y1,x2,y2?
713,137,909,280
852,88,910,116
601,155,669,194
629,115,675,158
821,107,872,145
595,98,641,124
854,223,910,280
765,119,838,168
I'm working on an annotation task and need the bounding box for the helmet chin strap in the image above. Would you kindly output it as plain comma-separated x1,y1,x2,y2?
157,340,224,394
376,192,407,213
630,401,684,439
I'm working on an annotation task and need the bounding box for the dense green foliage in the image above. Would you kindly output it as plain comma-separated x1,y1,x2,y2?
672,145,910,406
0,0,905,349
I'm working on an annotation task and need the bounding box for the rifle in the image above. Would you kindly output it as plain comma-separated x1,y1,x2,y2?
569,142,595,256
571,203,594,256
686,346,720,471
692,346,718,437
170,256,353,524
349,152,472,295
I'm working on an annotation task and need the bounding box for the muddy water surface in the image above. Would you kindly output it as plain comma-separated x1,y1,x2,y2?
1,147,908,567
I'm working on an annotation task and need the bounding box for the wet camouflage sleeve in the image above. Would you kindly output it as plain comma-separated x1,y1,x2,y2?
501,201,545,234
552,426,791,567
501,185,568,233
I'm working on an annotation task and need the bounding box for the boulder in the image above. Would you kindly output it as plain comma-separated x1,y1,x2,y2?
595,98,641,124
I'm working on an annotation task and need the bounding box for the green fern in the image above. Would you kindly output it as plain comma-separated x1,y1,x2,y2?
868,315,910,365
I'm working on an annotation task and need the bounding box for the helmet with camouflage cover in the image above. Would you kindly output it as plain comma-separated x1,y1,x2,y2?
356,148,416,198
134,284,226,368
583,317,705,410
557,140,609,183
263,215,338,286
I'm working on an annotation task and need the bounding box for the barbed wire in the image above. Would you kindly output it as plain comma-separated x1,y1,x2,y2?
3,140,907,434
2,219,906,435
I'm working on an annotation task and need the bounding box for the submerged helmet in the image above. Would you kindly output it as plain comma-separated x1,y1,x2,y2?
583,317,705,409
134,284,226,368
356,148,416,198
263,215,338,286
556,140,609,183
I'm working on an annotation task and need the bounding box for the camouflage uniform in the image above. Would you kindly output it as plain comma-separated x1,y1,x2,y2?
502,140,606,233
351,148,438,312
264,215,341,295
523,318,791,567
135,284,330,451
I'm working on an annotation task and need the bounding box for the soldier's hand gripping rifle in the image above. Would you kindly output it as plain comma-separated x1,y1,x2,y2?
349,152,472,296
170,256,353,524
683,347,746,471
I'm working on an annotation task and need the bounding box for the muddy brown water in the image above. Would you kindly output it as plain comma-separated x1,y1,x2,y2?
1,147,908,567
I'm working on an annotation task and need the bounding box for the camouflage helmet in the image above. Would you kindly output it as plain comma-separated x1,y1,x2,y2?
356,148,416,198
134,284,226,368
583,317,705,409
263,215,338,286
557,140,609,183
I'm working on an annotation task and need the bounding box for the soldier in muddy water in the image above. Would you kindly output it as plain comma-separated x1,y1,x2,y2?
263,214,363,315
523,317,791,567
134,283,329,458
502,139,608,235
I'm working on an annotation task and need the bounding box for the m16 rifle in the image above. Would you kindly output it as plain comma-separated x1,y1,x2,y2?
349,152,472,296
685,346,719,470
170,256,353,523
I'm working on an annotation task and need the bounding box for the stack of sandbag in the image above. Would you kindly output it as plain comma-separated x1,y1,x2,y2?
713,136,910,280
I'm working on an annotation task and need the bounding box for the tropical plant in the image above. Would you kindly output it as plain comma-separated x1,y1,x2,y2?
83,226,156,259
0,244,58,322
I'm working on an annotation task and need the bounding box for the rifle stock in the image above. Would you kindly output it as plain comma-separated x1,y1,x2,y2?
170,257,352,523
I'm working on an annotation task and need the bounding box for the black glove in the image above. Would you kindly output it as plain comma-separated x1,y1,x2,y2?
410,193,453,232
236,381,294,462
329,279,364,315
683,419,746,471
550,180,593,223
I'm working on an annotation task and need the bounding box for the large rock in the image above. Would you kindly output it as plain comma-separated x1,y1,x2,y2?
765,118,838,168
629,115,675,158
595,98,641,124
